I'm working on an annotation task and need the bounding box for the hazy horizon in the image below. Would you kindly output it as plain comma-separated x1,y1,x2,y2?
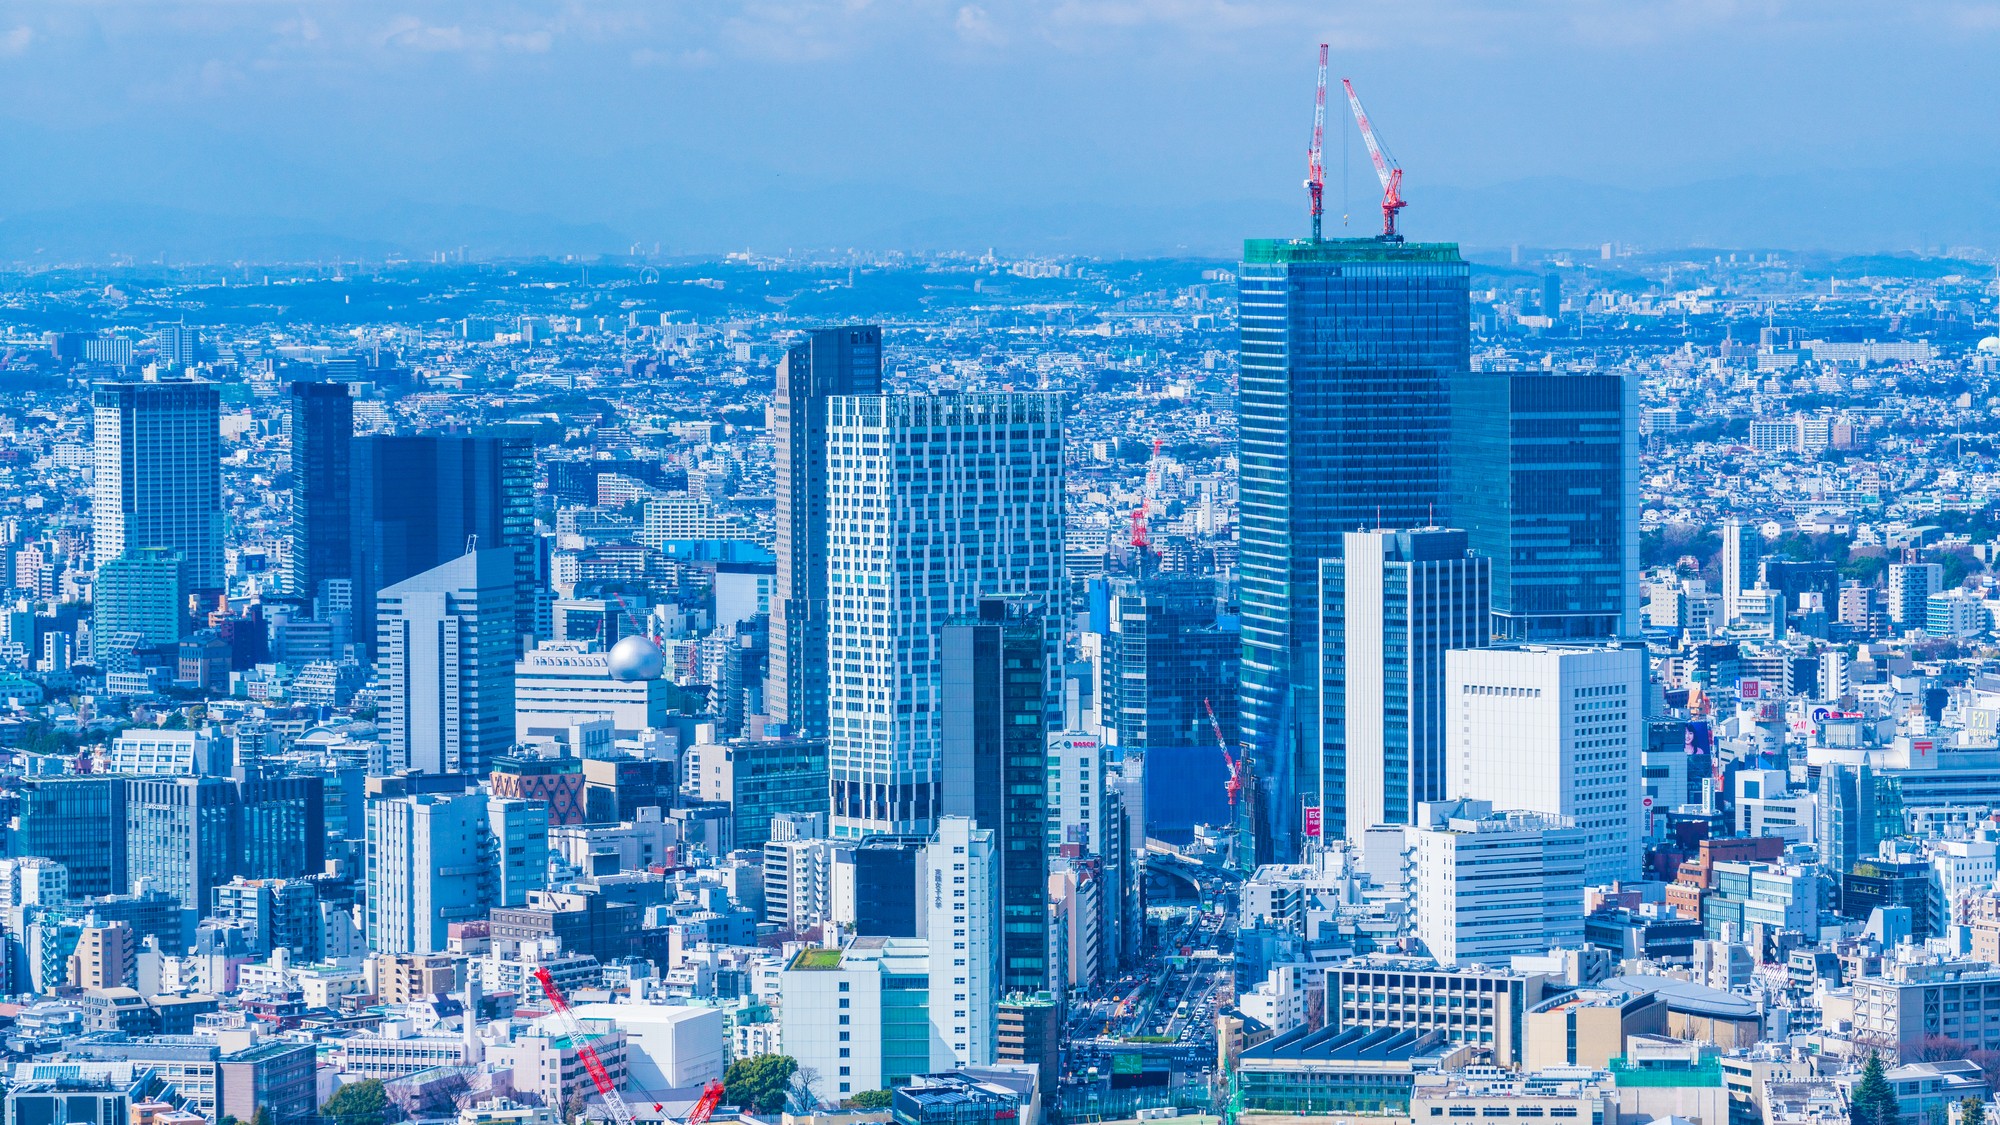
3,1,1998,261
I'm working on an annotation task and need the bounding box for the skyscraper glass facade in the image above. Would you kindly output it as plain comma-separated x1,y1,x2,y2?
769,325,883,739
92,379,224,593
287,380,354,602
822,393,1063,838
1236,238,1469,863
1451,370,1639,641
352,431,539,652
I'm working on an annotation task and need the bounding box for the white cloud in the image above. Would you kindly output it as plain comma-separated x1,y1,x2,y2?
956,4,1006,45
0,24,31,57
378,16,471,52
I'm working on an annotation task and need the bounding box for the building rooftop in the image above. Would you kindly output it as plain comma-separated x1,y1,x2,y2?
1602,975,1759,1020
1241,1024,1453,1065
1242,238,1464,265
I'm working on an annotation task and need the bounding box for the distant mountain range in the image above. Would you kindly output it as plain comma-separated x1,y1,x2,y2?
1,164,1993,263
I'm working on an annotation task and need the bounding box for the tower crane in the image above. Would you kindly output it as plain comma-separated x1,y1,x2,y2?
1340,77,1406,241
683,1080,728,1125
533,966,638,1125
1204,698,1244,807
1306,44,1328,242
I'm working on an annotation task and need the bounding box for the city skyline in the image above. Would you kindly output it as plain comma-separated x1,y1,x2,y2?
0,12,1997,1125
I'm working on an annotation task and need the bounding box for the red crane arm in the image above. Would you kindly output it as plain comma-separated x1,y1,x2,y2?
1306,44,1328,240
534,967,637,1125
1340,77,1407,240
686,1081,727,1125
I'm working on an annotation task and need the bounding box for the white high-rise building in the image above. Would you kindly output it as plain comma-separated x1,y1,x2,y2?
92,379,224,591
1446,645,1644,885
376,549,518,776
778,937,933,1102
1320,528,1490,840
365,791,493,954
1719,517,1755,626
824,393,1065,837
927,816,998,1070
1047,732,1105,855
1819,650,1851,702
1409,798,1587,968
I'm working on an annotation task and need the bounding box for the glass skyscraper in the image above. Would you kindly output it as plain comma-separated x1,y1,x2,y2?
768,325,883,740
940,598,1050,995
822,392,1064,839
1450,369,1640,641
287,380,354,602
351,430,539,650
1236,237,1469,863
92,378,224,594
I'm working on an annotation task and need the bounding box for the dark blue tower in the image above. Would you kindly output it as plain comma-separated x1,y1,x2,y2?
1236,237,1469,864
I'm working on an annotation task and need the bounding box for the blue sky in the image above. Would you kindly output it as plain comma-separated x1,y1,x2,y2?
2,2,1997,256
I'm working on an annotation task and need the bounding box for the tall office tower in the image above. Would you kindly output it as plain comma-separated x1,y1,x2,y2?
1541,273,1562,319
375,549,519,776
927,816,1000,1070
825,393,1064,838
1409,799,1587,967
365,791,492,954
92,547,188,649
1446,644,1645,885
940,598,1052,995
768,325,883,739
124,775,239,914
122,775,324,923
352,431,539,651
1451,370,1640,642
1719,518,1757,626
1094,575,1239,754
92,379,224,594
8,777,127,898
1237,238,1469,864
1888,562,1945,630
1319,529,1490,841
288,381,354,600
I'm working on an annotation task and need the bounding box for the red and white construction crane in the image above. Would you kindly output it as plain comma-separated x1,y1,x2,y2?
1305,44,1329,242
533,966,637,1125
682,1080,727,1125
1204,698,1244,808
1340,77,1406,241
